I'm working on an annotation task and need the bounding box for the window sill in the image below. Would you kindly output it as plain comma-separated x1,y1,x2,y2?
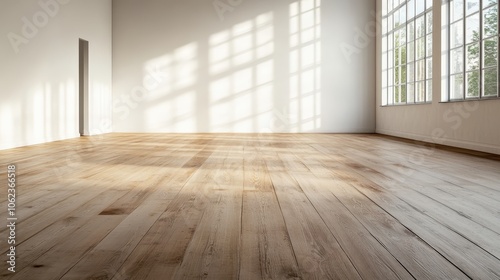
380,102,432,107
439,97,500,103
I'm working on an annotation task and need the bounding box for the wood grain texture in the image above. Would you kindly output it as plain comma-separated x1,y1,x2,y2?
0,133,499,279
239,139,300,280
268,171,362,280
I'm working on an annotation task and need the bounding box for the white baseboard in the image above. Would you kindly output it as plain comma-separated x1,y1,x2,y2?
376,128,500,155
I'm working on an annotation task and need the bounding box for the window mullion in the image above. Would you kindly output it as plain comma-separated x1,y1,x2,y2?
414,17,417,103
424,11,427,102
448,0,451,101
479,0,483,98
462,0,466,100
498,1,500,98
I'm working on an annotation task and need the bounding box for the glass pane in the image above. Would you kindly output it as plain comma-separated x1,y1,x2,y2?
395,85,400,102
388,50,394,68
465,14,480,44
483,37,498,67
382,70,388,87
466,43,480,70
483,68,498,96
426,11,433,34
388,68,394,85
426,0,433,9
388,14,393,32
401,45,407,65
401,65,407,83
416,15,425,38
407,82,415,102
483,0,498,7
382,0,388,13
426,80,432,101
450,74,464,99
451,20,464,48
395,66,400,84
401,84,407,103
394,32,401,49
466,0,480,16
466,70,480,97
426,57,433,79
407,42,415,62
382,87,388,105
451,47,464,74
388,33,393,50
416,81,425,102
383,52,388,69
408,0,415,19
383,18,388,35
395,47,401,66
451,0,464,22
399,28,407,46
408,20,415,41
388,86,394,104
483,6,498,38
394,9,400,28
416,59,425,81
416,37,425,59
382,36,388,52
426,34,432,56
408,62,415,82
416,0,425,15
400,5,406,24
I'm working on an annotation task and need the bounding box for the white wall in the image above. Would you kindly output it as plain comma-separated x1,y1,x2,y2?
112,0,376,133
0,0,112,150
376,0,500,155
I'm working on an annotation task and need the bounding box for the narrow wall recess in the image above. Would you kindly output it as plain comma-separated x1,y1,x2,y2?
79,38,89,136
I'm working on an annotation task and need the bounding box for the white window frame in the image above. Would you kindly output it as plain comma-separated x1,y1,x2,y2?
443,0,500,102
381,0,434,106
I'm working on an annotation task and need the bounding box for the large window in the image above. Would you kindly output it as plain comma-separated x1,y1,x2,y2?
382,0,433,106
447,0,499,100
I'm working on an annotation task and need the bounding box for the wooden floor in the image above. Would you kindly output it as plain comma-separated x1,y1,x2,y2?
1,133,500,279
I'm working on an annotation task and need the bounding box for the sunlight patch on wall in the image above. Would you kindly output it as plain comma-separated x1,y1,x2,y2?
145,43,198,99
33,89,45,142
144,43,199,131
55,80,78,138
58,83,67,137
90,82,112,135
44,84,52,139
209,12,275,132
66,80,77,135
0,104,15,149
289,0,322,132
147,90,197,132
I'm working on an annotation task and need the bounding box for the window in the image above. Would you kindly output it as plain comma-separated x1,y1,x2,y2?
446,0,499,100
381,0,433,105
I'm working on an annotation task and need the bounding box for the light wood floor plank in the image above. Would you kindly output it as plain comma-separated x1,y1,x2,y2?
292,172,414,280
304,135,500,279
172,142,244,279
59,137,214,279
239,137,300,279
0,133,499,279
269,171,362,280
333,142,500,259
0,186,128,275
109,144,224,279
